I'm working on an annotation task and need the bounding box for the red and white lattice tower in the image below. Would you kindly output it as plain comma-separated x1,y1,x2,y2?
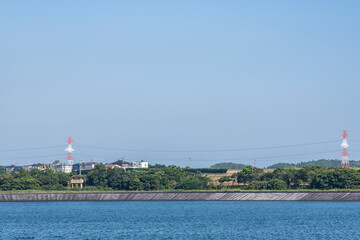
65,137,75,165
341,130,350,168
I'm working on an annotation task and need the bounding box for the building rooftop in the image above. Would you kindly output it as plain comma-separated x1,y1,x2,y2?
71,175,83,178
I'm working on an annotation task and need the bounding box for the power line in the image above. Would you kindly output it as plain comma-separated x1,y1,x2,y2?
190,150,339,162
74,139,339,153
0,145,64,152
91,149,338,163
76,154,143,162
0,153,64,162
255,150,339,159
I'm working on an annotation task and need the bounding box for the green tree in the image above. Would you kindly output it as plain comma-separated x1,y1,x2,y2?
176,176,209,190
249,181,268,190
266,179,287,190
0,173,14,190
218,176,232,184
86,164,108,188
310,168,360,189
2,177,41,190
0,166,6,175
237,165,263,185
107,168,130,190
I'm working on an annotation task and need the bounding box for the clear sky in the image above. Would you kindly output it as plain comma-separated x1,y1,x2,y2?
1,1,360,167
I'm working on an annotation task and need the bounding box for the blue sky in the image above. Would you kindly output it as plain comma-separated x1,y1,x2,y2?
1,1,360,167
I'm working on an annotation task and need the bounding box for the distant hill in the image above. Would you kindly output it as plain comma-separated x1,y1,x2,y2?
266,163,296,169
210,162,246,169
267,159,360,169
210,159,360,169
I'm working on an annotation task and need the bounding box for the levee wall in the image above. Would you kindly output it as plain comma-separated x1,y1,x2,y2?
1,192,360,202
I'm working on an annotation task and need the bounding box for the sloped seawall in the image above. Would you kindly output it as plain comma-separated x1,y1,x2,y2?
1,192,360,202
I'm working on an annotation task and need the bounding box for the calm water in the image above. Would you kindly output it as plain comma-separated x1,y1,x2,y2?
1,201,360,239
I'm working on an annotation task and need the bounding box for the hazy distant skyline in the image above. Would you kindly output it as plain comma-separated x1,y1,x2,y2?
1,1,360,167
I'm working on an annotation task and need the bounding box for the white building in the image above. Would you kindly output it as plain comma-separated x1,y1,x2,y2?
55,164,73,173
23,163,47,171
48,161,72,173
22,165,33,171
132,161,149,168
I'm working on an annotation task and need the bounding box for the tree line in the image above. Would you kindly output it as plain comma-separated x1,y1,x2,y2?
86,165,210,190
266,159,360,168
0,168,70,190
219,165,360,190
0,165,211,191
2,164,360,191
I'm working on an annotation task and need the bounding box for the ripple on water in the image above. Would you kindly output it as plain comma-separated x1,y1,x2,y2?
1,201,360,240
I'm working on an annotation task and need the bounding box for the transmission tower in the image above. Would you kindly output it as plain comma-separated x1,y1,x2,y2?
341,130,350,168
65,137,75,165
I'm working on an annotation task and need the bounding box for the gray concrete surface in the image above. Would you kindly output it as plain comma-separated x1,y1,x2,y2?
1,192,360,202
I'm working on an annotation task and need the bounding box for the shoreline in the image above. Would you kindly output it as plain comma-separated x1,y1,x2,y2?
1,192,360,202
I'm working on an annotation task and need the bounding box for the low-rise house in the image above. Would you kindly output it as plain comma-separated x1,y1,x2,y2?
106,164,121,169
21,165,33,171
22,163,47,171
107,160,149,169
132,161,149,168
48,160,73,173
82,162,96,170
121,163,130,168
33,163,47,171
48,160,61,171
55,164,73,173
72,162,96,172
4,165,22,173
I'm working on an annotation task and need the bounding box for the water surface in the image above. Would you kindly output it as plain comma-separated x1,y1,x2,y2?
1,201,359,239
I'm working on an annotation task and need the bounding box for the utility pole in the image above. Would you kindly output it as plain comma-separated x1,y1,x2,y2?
188,157,191,168
253,159,256,168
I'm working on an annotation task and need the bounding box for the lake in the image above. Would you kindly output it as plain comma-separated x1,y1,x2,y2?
1,201,359,239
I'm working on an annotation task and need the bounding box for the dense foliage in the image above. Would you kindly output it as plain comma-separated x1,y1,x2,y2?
2,164,360,191
210,162,246,169
86,165,211,190
0,165,211,191
0,166,5,175
149,164,167,169
0,169,70,191
267,159,360,169
235,165,360,190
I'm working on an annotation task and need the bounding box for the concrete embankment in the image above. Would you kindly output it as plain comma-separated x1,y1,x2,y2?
1,192,360,202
